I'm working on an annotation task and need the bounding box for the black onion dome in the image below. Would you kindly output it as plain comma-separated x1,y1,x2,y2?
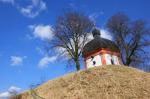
92,28,101,37
82,28,119,57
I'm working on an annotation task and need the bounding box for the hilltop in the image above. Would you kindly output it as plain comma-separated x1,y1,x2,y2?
13,65,150,99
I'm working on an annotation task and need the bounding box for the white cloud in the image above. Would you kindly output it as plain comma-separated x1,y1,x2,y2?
89,11,104,23
0,0,14,4
0,86,21,99
89,13,100,22
19,0,46,18
100,29,113,40
8,86,21,93
10,56,26,66
86,28,112,40
0,0,46,18
38,55,57,68
29,24,54,40
0,92,10,99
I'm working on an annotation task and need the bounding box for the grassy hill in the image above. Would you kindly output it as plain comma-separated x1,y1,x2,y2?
13,65,150,99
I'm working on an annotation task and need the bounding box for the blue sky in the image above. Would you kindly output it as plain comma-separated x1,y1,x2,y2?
0,0,150,98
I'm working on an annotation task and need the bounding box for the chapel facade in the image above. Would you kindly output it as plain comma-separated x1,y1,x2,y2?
82,28,120,69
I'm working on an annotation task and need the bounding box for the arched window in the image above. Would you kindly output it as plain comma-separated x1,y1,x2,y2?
111,58,114,65
93,61,96,65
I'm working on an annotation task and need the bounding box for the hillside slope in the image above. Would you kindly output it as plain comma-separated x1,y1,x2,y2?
15,65,150,99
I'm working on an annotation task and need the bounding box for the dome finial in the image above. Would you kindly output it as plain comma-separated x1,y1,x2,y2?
92,28,101,38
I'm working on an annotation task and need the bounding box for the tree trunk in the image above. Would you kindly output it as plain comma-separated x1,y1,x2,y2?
75,59,80,71
125,58,131,66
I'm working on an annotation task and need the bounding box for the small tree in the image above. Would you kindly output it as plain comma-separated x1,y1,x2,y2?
106,13,150,68
52,11,94,71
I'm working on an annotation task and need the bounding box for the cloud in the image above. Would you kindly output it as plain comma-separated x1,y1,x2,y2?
19,0,46,18
0,0,14,4
0,92,10,99
89,11,104,23
10,56,26,66
85,28,112,40
100,29,113,40
38,55,57,68
0,86,21,99
29,24,54,40
37,47,69,69
0,0,47,18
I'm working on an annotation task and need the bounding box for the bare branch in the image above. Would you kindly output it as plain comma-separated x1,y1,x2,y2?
106,13,150,70
51,11,94,71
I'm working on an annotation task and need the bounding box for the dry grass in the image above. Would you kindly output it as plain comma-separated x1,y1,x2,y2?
14,65,150,99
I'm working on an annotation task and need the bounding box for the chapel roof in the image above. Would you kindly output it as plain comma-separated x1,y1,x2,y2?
82,28,119,57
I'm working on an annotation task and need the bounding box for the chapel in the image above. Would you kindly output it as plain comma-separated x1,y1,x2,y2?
82,28,120,69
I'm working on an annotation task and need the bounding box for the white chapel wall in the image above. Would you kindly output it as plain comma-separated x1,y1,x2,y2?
105,54,119,65
112,55,119,65
86,54,102,68
105,54,112,65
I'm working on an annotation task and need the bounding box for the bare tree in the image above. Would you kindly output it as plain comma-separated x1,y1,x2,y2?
106,13,150,68
51,11,94,71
